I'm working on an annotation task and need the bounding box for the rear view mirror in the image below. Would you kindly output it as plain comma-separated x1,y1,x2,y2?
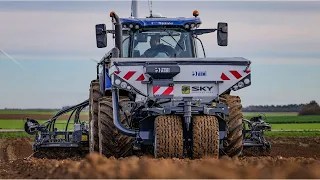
96,24,107,48
217,22,228,46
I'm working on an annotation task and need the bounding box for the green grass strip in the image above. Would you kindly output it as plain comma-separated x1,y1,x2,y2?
0,132,33,138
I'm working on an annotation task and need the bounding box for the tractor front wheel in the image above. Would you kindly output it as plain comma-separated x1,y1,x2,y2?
98,96,133,158
220,94,244,157
88,80,102,153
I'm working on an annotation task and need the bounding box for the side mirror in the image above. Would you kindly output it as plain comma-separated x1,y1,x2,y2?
96,24,107,48
217,22,228,46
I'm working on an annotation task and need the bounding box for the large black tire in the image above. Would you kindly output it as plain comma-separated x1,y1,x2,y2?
192,115,219,159
154,115,184,158
98,96,133,158
220,94,244,157
89,80,102,153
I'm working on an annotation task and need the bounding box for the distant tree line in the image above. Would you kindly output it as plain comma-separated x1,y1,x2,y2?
243,100,320,116
243,104,305,112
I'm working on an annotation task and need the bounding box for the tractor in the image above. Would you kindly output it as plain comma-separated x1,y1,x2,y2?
24,9,271,159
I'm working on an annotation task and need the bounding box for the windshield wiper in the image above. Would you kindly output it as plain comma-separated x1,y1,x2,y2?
160,39,175,48
163,29,184,51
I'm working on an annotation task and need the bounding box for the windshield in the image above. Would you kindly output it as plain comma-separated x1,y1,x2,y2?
127,29,194,58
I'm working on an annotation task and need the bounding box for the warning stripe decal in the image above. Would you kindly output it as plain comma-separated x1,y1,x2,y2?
153,86,174,96
153,86,161,94
116,70,145,82
229,70,242,79
123,71,136,80
220,70,250,81
162,86,174,95
220,73,230,80
136,74,145,81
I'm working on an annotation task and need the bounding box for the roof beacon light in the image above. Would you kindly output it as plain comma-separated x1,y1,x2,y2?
110,11,115,17
193,10,199,17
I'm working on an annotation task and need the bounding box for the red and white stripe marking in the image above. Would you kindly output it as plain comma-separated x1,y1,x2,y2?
153,86,174,96
115,70,145,81
220,69,250,81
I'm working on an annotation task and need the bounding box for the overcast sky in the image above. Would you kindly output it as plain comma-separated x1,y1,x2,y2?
0,1,319,108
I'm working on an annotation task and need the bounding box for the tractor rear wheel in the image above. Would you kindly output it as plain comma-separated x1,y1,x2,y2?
220,94,244,157
98,96,133,158
89,80,102,153
192,115,219,159
154,115,184,158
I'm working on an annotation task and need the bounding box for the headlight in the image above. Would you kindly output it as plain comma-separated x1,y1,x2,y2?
115,79,121,85
244,78,250,84
238,82,244,88
233,85,238,90
120,82,127,89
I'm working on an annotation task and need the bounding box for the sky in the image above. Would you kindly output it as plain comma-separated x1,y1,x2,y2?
0,1,319,108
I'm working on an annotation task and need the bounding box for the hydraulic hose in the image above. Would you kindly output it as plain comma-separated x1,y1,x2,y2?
112,88,136,136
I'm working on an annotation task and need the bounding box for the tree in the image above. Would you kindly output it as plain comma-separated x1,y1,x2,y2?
298,100,320,115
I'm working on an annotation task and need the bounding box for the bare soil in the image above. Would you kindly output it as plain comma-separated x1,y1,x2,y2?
0,136,320,179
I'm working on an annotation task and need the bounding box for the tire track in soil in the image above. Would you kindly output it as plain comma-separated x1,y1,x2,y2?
0,139,9,163
0,138,34,163
6,145,17,162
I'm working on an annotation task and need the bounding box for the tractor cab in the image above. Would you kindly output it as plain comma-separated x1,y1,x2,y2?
95,10,228,58
120,16,202,58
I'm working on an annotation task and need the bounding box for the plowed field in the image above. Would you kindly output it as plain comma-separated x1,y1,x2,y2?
0,137,320,179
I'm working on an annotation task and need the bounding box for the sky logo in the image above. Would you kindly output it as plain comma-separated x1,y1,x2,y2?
192,71,207,76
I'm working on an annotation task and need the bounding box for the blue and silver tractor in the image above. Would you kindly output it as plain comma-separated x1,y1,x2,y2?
24,9,271,159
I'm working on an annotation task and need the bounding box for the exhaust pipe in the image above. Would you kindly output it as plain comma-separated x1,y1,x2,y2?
110,12,123,57
131,0,138,18
109,11,135,136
